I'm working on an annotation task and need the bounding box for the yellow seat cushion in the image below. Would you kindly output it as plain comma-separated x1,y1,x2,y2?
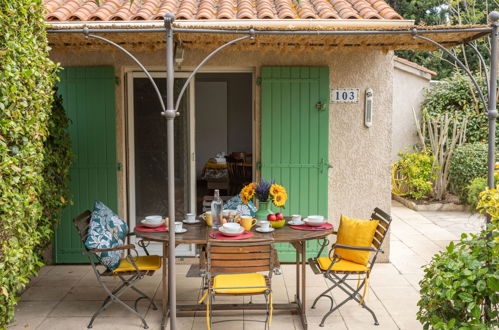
317,257,369,272
213,273,268,294
113,255,161,273
335,215,379,266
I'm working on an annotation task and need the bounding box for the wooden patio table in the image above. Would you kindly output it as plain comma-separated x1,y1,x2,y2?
135,218,335,330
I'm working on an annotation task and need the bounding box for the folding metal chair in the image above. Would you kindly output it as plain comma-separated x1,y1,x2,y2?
308,208,392,327
73,210,161,329
199,240,274,329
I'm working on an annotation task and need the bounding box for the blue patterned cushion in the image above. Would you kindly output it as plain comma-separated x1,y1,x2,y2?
85,201,128,271
223,195,257,216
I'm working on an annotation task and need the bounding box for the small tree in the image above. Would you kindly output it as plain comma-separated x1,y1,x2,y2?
414,111,468,200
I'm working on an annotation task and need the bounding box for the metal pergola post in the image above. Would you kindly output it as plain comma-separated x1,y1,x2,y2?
487,12,499,205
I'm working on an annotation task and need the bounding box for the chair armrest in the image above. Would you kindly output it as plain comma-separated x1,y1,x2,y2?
88,244,136,254
334,243,381,253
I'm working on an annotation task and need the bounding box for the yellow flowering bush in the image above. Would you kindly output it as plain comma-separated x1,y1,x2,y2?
240,179,288,208
477,188,499,223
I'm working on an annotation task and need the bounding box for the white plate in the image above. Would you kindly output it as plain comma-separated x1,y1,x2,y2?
183,219,201,224
303,218,327,227
175,228,188,234
141,219,164,228
256,227,275,233
219,227,245,236
288,220,305,226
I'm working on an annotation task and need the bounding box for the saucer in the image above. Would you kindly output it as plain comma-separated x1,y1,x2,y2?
288,220,305,226
256,227,274,233
175,228,187,234
141,219,164,228
183,219,201,224
219,226,245,236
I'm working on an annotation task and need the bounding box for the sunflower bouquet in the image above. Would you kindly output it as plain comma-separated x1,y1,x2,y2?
240,178,288,208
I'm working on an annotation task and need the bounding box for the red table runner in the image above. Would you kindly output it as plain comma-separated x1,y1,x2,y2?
290,223,333,231
209,230,254,240
135,224,168,232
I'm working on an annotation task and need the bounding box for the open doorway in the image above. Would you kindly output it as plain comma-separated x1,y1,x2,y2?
194,73,253,213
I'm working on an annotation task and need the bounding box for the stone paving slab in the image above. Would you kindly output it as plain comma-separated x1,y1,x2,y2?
9,202,480,330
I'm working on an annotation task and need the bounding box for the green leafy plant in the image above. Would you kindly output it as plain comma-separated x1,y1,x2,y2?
0,1,71,328
466,177,487,211
417,227,499,329
418,190,499,329
449,143,492,201
392,150,436,200
422,71,488,144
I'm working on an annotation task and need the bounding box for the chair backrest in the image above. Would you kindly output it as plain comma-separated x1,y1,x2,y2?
207,241,274,276
72,210,93,249
369,207,392,263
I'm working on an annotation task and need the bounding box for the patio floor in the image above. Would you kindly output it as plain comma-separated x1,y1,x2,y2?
10,201,483,330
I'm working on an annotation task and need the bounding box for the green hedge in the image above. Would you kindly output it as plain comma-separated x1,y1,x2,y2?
0,1,71,327
449,143,492,201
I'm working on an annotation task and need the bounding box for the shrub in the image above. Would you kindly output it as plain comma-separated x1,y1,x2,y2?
0,1,71,327
418,190,499,329
422,71,488,143
392,150,436,200
417,227,499,329
466,177,487,211
449,143,491,201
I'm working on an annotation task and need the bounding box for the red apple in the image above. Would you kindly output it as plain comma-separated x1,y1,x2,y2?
275,212,284,220
267,214,277,221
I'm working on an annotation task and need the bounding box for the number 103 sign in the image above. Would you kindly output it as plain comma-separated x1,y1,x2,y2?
330,88,359,103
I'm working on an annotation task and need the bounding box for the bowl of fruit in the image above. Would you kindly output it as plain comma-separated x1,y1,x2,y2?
267,212,286,228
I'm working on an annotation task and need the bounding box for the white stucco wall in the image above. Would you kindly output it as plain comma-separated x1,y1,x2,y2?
392,59,433,161
50,43,393,260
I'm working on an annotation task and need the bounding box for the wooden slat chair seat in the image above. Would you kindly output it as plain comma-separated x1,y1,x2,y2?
73,210,161,329
200,241,274,329
308,208,392,327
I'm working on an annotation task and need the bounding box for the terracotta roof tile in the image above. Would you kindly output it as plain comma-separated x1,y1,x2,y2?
43,0,403,21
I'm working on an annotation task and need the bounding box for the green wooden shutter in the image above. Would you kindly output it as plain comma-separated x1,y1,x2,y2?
54,66,117,263
261,66,330,262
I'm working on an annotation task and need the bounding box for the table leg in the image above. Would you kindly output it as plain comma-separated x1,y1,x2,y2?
161,243,169,330
296,243,300,303
301,242,307,328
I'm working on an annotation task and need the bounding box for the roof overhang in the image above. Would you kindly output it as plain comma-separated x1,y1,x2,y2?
46,20,492,52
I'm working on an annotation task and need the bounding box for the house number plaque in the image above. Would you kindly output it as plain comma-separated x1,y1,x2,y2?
330,88,359,103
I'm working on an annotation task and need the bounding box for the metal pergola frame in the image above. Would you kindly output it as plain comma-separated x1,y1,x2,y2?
47,11,499,330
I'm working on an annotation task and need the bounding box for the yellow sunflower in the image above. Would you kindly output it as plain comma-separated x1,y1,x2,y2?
273,191,287,207
240,183,256,204
270,184,286,197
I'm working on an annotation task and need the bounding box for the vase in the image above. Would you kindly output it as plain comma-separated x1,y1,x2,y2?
255,201,272,221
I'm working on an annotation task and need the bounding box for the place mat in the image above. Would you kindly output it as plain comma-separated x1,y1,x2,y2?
135,224,168,232
209,230,254,240
290,223,333,231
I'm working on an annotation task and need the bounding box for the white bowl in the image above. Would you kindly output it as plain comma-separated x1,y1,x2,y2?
145,215,163,224
219,226,244,236
307,215,324,223
222,223,242,233
141,219,164,227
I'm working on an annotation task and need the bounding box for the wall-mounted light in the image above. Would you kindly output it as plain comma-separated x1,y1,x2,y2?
364,88,373,128
175,43,184,66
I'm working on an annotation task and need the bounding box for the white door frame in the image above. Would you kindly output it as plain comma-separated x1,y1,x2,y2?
126,71,196,256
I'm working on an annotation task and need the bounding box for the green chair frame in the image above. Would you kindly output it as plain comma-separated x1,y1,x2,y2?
308,207,392,327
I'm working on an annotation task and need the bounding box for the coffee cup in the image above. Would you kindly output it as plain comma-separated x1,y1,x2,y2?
240,216,257,231
223,222,241,233
185,213,196,222
174,221,183,232
259,221,270,230
201,212,212,226
291,214,302,223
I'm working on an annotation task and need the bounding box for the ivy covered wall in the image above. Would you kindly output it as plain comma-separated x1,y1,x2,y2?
0,1,71,327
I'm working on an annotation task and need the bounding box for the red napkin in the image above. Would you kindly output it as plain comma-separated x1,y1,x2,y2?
290,223,333,231
135,224,168,232
209,230,254,240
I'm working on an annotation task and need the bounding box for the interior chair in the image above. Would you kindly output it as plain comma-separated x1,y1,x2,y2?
199,240,274,329
308,208,392,327
73,210,161,329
